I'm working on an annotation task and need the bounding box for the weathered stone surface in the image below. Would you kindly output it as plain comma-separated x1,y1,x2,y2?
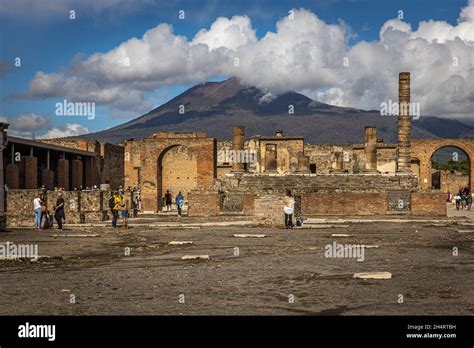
353,272,392,280
169,241,194,245
233,234,266,238
181,255,209,260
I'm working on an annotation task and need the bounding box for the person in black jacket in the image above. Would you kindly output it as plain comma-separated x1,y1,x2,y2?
54,193,66,229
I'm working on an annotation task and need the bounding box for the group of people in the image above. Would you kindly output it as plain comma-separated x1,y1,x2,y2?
164,190,185,217
449,187,473,210
32,192,65,230
110,192,130,228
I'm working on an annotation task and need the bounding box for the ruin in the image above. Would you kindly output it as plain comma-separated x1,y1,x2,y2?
1,72,472,227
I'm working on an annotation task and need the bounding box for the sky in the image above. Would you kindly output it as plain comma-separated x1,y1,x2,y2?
0,0,473,138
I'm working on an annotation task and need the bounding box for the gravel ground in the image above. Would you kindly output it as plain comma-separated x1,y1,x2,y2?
0,220,473,315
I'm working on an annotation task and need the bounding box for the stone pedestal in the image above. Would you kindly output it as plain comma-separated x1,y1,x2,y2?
23,156,38,189
58,159,69,190
42,169,54,190
296,152,310,173
5,163,19,189
231,126,245,172
71,159,83,189
364,126,377,172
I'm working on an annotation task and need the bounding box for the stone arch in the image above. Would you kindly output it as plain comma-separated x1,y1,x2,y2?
411,139,474,190
156,144,197,211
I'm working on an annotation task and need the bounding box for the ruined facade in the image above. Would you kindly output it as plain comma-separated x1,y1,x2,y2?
124,131,216,212
3,71,474,226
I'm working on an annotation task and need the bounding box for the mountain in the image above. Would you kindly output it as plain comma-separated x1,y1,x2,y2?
80,77,474,144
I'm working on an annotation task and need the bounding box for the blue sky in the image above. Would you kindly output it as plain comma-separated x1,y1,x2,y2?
0,0,472,138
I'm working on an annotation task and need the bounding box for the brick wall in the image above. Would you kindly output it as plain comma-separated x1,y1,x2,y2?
301,192,388,215
253,194,286,225
6,189,111,228
187,190,220,217
411,192,447,216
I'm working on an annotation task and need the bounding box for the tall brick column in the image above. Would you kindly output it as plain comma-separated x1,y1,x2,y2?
84,157,96,188
58,158,69,190
5,164,19,189
397,72,412,173
231,126,245,172
42,169,54,190
71,158,83,189
23,156,38,189
364,126,377,172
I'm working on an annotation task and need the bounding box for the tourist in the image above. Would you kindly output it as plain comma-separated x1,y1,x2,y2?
176,191,184,217
121,194,130,229
33,194,42,229
110,192,121,228
283,189,295,229
455,191,462,210
165,190,172,211
53,193,65,230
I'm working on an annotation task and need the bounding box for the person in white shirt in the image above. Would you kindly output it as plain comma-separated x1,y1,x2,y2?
33,195,42,229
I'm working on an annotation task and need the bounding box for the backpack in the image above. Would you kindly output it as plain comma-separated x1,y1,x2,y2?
109,196,115,209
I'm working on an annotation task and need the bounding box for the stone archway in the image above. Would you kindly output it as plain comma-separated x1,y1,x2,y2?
411,139,474,190
157,145,197,211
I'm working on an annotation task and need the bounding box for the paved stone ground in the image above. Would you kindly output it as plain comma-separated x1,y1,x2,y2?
0,218,473,315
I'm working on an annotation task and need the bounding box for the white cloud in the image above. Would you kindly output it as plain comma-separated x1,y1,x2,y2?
16,2,474,118
40,123,89,139
192,15,257,50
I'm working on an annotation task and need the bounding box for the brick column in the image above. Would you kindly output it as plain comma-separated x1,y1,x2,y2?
5,163,19,189
23,156,38,189
84,157,96,188
397,72,412,173
71,159,83,189
231,126,245,172
58,158,69,190
42,169,54,190
364,126,377,172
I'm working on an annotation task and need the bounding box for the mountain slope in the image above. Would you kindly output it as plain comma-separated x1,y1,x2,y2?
81,77,474,144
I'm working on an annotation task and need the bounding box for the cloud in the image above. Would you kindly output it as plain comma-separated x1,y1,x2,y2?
14,1,474,118
8,113,52,132
0,0,153,19
40,123,89,139
0,113,53,137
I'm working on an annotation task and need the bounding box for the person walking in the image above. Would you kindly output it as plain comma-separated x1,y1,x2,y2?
165,190,172,212
33,194,42,229
176,191,184,217
121,194,130,229
283,189,295,229
53,193,65,230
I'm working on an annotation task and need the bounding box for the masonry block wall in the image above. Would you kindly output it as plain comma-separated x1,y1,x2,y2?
7,190,110,228
411,192,447,216
302,192,388,215
187,190,220,217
